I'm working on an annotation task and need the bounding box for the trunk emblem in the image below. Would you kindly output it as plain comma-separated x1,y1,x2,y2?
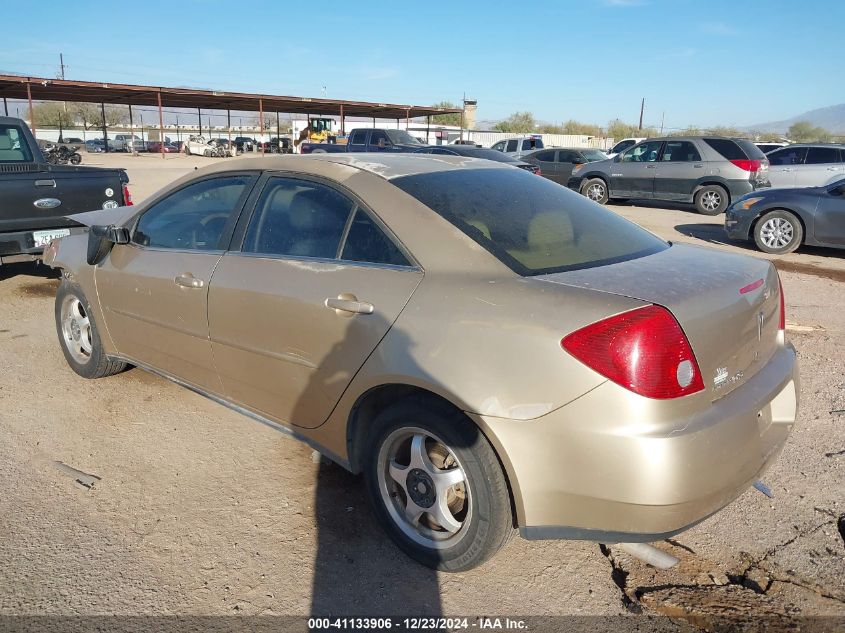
714,366,744,390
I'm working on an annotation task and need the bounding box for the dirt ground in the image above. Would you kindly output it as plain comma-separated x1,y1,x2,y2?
1,153,843,629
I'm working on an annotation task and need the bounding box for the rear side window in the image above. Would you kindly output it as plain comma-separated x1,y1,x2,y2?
392,168,668,276
558,150,580,163
242,178,353,259
804,147,840,165
0,125,33,162
341,209,410,266
661,141,701,162
349,129,367,145
533,150,556,162
505,140,518,152
704,138,753,160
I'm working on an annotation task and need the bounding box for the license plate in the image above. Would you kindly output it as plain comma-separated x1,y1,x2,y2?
32,229,71,248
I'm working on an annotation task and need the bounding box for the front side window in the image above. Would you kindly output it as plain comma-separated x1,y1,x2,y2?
242,178,354,259
533,150,556,162
611,139,635,154
621,140,663,163
133,175,252,250
0,125,33,162
804,147,839,165
491,141,505,152
370,130,390,146
767,147,807,166
557,150,580,164
660,141,702,162
393,168,667,276
341,209,410,266
386,129,422,145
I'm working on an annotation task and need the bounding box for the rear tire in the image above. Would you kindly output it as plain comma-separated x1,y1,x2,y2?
694,185,729,215
581,178,609,204
55,279,126,379
362,396,513,572
753,210,802,254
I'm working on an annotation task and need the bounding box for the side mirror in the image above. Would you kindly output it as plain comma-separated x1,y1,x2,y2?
613,154,621,163
87,225,130,265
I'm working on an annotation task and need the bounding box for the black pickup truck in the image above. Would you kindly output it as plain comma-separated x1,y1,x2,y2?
0,116,131,266
300,128,425,154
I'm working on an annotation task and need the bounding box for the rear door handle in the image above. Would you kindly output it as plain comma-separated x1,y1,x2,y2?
693,164,703,168
827,167,841,171
174,273,204,288
646,165,657,169
35,179,56,187
325,295,374,315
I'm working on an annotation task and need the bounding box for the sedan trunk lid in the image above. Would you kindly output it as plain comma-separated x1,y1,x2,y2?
537,243,781,400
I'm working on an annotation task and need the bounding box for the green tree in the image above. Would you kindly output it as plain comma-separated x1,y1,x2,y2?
70,102,128,129
493,111,536,133
788,121,831,142
30,102,68,127
606,119,656,139
560,119,602,136
431,101,462,126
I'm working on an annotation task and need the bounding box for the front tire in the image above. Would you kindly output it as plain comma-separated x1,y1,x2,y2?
754,210,802,254
581,178,609,204
363,397,513,572
55,280,126,379
694,185,729,215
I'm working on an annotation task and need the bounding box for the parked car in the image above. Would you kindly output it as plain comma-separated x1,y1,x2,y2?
755,142,788,154
490,136,544,158
568,137,770,215
145,141,180,153
413,145,540,174
450,139,481,146
765,144,845,189
112,134,145,152
0,116,131,266
60,137,84,146
233,136,256,152
45,154,797,572
521,147,608,184
725,177,845,254
301,128,424,154
606,137,647,158
261,137,293,154
84,138,114,153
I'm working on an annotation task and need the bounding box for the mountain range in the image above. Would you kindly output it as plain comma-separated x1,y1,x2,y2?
748,103,845,134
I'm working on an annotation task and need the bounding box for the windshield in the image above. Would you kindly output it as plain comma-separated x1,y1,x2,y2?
581,149,608,162
386,129,422,145
392,168,668,276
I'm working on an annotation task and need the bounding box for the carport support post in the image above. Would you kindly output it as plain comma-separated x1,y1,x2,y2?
100,102,108,153
406,108,410,131
3,97,8,116
340,104,344,135
197,107,202,136
157,91,165,159
259,98,264,155
128,104,134,154
26,81,35,136
276,111,280,149
426,115,430,144
227,109,231,148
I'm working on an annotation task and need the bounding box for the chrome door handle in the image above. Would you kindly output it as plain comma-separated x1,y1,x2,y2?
693,164,703,168
827,167,841,171
35,179,56,187
646,165,657,169
325,295,374,315
174,273,204,288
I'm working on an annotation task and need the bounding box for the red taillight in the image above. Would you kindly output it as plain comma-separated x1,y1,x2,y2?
778,276,785,331
123,184,133,206
535,167,542,176
561,305,704,399
730,159,762,172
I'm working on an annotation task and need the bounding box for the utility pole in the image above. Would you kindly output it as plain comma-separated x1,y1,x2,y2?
59,53,66,79
660,111,665,135
459,92,466,142
638,98,645,131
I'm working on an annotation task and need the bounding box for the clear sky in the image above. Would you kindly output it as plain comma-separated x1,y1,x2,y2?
1,0,840,130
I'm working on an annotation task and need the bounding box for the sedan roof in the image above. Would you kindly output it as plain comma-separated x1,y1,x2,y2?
195,153,510,181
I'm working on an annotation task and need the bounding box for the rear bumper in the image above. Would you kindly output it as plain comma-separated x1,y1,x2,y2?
472,343,799,541
0,226,85,262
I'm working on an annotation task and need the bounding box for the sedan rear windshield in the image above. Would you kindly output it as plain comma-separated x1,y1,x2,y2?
392,168,668,276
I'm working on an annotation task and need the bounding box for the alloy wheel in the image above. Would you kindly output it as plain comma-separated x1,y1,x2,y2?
701,190,721,211
60,295,92,364
377,427,471,549
759,217,794,249
586,182,606,201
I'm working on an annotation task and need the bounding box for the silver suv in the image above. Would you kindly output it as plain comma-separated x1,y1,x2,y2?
568,137,770,215
766,144,845,189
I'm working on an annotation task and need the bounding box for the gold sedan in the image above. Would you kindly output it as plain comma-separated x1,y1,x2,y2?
46,154,799,571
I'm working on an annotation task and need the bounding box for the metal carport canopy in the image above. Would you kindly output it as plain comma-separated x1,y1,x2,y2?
0,74,462,119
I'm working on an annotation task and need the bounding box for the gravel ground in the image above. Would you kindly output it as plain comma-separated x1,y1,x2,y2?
1,153,843,629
